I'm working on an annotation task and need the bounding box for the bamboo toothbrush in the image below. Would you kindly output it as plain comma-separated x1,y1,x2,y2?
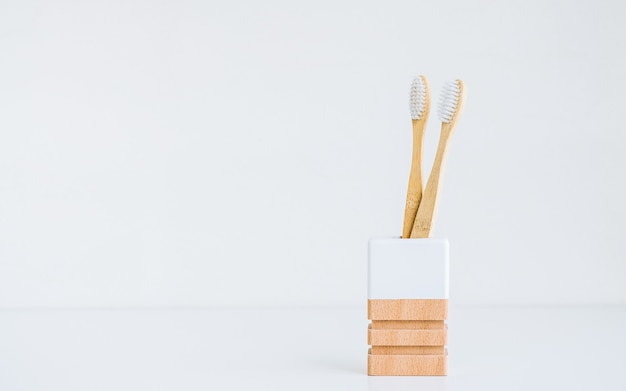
410,79,465,238
402,75,430,238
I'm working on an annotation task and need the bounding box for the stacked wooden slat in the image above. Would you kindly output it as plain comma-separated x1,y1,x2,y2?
367,299,448,376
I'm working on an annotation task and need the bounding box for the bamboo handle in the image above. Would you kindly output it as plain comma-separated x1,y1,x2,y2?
410,124,453,238
402,119,426,238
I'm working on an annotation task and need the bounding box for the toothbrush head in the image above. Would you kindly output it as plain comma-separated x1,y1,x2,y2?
437,79,464,124
409,75,429,120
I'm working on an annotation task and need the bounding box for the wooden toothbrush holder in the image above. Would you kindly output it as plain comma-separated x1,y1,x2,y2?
367,238,449,376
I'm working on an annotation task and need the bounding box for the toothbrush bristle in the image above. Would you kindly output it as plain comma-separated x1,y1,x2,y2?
437,80,461,123
409,76,427,120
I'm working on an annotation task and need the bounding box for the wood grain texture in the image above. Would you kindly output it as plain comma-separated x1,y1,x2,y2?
370,346,444,355
410,80,465,239
368,326,447,346
371,320,444,330
367,300,448,375
368,299,448,320
368,353,448,376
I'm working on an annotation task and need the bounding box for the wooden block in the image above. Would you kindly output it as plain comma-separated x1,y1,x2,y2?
368,299,448,320
368,325,447,346
368,353,448,376
371,320,444,330
370,346,444,355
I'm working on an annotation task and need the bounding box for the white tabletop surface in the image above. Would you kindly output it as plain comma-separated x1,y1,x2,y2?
0,306,624,390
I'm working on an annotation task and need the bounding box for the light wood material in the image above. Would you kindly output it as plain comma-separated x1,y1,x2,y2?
368,299,448,320
370,346,444,355
371,320,444,330
368,326,447,346
367,299,448,376
368,353,448,376
410,80,465,238
402,76,430,238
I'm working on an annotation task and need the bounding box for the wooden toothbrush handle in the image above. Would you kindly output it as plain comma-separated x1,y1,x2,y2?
410,124,454,238
402,120,426,238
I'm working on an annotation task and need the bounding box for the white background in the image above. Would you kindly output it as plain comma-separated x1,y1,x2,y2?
1,0,625,308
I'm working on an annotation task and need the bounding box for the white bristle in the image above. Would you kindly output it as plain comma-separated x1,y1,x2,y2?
437,80,461,123
409,76,427,120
